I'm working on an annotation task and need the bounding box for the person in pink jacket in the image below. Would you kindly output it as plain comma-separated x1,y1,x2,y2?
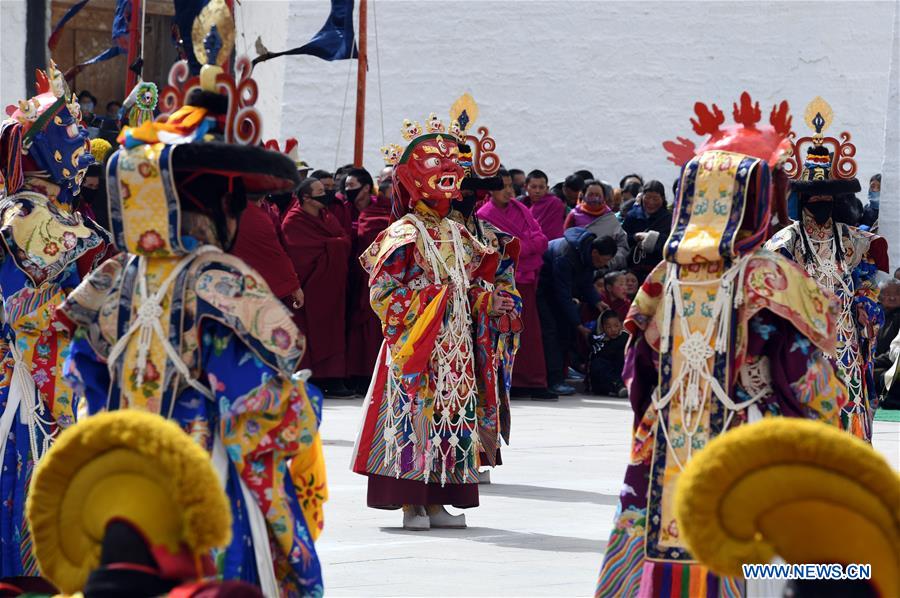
518,169,566,241
478,169,553,398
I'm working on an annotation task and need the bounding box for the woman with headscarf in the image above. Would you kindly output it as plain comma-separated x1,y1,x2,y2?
622,179,672,281
563,179,629,270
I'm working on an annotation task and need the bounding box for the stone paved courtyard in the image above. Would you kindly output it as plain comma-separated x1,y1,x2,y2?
315,396,900,597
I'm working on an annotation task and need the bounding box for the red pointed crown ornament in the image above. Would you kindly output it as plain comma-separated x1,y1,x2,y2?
663,92,794,168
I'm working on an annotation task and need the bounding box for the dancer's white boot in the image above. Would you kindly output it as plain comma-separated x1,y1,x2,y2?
426,505,466,529
402,505,430,531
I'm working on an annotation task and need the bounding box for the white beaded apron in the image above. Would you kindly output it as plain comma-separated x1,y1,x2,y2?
644,150,767,562
382,215,480,486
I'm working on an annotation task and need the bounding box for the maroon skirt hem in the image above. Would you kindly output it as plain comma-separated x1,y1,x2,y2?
366,474,479,509
479,449,503,467
512,282,548,388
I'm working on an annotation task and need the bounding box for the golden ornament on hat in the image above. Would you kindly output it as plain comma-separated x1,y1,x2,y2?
192,0,236,92
381,143,403,166
425,113,445,134
803,96,833,139
401,119,422,141
191,0,235,67
449,92,479,136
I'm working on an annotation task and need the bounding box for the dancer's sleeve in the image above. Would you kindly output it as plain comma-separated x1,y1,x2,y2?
740,312,848,425
202,322,325,570
368,243,442,347
851,258,885,348
61,330,111,418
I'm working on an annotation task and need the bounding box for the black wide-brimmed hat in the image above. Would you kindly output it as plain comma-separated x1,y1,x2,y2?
108,88,299,257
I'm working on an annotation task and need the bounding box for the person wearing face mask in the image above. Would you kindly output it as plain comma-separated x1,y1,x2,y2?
77,90,99,128
76,138,113,231
567,179,629,270
282,177,354,398
622,179,672,282
861,173,881,229
331,167,375,239
346,166,393,395
229,139,304,312
767,138,888,443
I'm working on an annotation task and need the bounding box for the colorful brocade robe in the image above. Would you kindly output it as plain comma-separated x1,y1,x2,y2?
351,209,502,485
448,211,524,457
596,151,849,598
766,217,887,442
0,185,108,576
58,248,326,597
594,253,849,598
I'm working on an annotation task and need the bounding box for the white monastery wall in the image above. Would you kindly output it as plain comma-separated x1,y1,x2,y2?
1,0,893,217
237,0,896,191
1,0,28,112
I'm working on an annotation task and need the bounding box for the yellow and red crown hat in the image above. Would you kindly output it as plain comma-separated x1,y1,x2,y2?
675,418,899,597
26,410,232,594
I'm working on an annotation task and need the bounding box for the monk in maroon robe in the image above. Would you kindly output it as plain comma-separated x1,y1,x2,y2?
346,181,392,393
282,178,353,395
231,197,303,306
330,167,377,240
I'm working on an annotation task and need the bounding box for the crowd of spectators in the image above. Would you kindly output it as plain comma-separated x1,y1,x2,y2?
222,163,677,400
268,165,683,400
73,86,888,401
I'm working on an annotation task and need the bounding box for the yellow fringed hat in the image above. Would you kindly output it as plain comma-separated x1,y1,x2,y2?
675,418,900,597
89,138,113,164
26,410,232,594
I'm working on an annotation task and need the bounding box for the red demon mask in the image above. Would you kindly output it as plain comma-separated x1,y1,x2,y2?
394,134,464,219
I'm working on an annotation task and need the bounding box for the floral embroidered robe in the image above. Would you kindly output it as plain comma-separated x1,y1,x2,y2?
594,253,851,598
351,208,501,489
595,151,849,598
58,245,327,598
766,214,887,441
0,179,108,576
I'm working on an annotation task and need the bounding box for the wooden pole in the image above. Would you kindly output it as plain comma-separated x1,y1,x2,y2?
353,0,368,167
125,0,143,91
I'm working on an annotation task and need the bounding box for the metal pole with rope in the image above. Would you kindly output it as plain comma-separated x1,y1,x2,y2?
372,0,385,149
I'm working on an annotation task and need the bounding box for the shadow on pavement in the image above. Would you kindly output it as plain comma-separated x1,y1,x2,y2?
479,483,620,506
323,439,355,447
515,397,632,410
379,526,607,554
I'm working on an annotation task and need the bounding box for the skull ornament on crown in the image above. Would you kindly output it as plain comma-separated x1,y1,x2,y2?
388,116,464,219
1,61,92,201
